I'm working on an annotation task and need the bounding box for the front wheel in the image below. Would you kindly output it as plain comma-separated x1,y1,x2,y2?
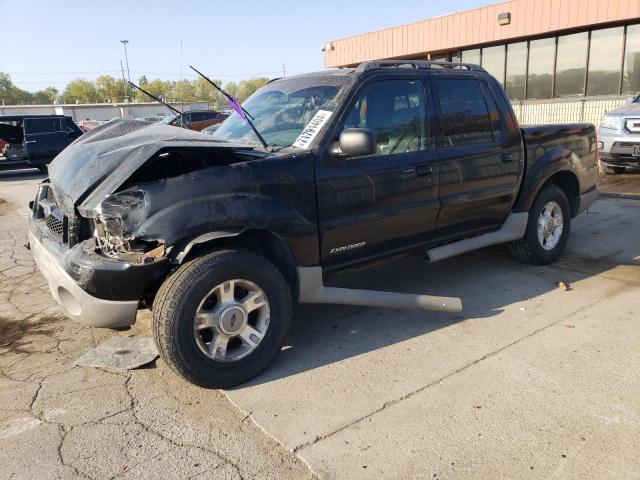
153,249,291,388
510,184,571,265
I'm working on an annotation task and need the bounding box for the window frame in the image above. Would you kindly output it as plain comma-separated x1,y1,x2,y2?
23,117,63,136
328,73,434,159
430,72,505,151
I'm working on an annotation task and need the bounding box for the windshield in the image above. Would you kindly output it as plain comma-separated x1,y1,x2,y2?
161,114,177,124
211,75,351,148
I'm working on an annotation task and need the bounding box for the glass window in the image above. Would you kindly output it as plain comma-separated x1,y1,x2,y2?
342,80,428,156
623,24,640,93
462,49,481,66
588,27,625,95
505,42,527,100
451,51,462,64
435,78,494,148
481,45,505,85
555,32,588,97
527,38,555,99
25,118,61,134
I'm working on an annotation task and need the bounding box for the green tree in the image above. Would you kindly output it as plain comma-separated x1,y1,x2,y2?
236,77,269,102
0,72,35,104
33,87,58,104
95,75,125,103
61,79,99,104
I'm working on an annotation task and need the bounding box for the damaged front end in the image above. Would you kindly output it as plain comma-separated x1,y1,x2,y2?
79,189,166,264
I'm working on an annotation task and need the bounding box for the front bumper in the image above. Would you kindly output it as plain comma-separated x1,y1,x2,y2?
597,128,640,167
29,231,139,328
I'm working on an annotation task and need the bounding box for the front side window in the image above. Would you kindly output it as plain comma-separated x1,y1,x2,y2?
435,77,496,148
341,79,428,156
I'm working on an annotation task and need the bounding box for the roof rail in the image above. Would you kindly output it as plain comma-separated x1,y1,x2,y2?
354,60,485,73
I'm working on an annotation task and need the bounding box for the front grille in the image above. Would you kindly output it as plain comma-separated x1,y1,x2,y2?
33,184,68,244
45,215,65,238
46,185,58,208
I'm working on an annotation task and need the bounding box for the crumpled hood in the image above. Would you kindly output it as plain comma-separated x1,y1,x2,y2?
48,118,251,215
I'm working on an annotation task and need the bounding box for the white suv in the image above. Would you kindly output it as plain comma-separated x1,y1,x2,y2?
598,94,640,174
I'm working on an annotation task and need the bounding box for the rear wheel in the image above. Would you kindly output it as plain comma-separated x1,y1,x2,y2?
153,249,291,388
510,184,571,265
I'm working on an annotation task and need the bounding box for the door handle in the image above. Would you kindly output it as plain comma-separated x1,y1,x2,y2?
501,153,514,163
415,164,433,176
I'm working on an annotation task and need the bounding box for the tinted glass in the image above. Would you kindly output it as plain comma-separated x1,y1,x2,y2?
555,32,588,97
505,42,527,100
482,45,505,85
26,118,61,134
435,77,494,148
623,24,640,93
527,38,555,99
462,49,481,65
587,27,624,95
342,80,428,156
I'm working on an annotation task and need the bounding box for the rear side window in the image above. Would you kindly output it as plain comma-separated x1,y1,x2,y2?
25,118,62,134
435,78,499,148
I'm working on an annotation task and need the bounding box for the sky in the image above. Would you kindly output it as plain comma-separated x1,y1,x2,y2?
0,0,492,93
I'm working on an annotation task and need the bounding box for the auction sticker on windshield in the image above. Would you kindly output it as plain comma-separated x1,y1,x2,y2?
292,110,333,149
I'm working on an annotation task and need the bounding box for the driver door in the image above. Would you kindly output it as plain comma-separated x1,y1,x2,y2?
316,76,440,267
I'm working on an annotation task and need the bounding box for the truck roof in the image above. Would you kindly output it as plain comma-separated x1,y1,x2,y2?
283,60,486,82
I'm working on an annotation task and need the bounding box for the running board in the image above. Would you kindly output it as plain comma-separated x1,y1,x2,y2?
425,212,529,263
297,267,462,313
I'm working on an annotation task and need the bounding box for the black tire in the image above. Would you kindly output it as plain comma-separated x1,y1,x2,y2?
153,249,291,388
602,165,626,175
510,184,571,266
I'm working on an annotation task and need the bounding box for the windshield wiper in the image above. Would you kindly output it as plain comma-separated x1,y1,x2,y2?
128,82,186,128
189,65,270,150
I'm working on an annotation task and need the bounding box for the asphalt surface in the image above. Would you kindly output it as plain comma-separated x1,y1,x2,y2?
1,170,639,479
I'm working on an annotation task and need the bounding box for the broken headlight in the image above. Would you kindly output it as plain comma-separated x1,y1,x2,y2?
83,190,164,262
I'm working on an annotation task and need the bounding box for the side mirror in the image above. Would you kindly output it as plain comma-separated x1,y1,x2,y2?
337,128,377,157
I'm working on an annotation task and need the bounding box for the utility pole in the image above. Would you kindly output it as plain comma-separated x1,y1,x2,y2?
282,63,286,77
120,40,131,89
120,60,129,103
179,39,183,112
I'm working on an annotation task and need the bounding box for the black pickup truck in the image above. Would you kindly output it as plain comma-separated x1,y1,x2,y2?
0,115,83,172
29,61,598,387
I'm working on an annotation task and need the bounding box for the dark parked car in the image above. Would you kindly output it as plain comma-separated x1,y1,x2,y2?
0,115,83,172
161,110,228,131
29,61,598,388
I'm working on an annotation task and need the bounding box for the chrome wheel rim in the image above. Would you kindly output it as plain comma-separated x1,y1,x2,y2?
193,279,270,362
537,201,564,251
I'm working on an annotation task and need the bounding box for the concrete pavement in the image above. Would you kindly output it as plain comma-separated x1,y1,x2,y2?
1,170,639,479
0,171,313,480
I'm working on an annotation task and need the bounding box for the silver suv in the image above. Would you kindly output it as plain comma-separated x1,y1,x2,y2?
598,94,640,174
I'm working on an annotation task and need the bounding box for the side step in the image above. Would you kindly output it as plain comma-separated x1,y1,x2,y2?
297,267,462,313
425,212,529,263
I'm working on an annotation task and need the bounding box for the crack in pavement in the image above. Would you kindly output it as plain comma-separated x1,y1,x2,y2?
292,286,628,454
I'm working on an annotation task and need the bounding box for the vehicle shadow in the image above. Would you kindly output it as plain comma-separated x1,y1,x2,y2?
239,198,640,388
